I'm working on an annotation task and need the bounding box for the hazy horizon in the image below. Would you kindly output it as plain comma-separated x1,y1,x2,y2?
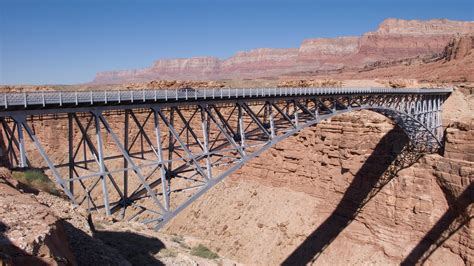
1,0,473,85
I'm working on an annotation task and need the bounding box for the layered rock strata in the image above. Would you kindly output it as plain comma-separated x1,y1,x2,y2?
93,19,474,83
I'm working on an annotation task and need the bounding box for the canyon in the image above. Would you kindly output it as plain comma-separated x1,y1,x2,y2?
1,86,471,265
93,18,474,84
0,18,473,265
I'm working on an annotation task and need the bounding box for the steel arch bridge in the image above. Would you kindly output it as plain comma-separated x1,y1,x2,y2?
0,87,452,229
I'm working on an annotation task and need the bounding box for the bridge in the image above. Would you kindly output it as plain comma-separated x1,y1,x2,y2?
0,87,452,229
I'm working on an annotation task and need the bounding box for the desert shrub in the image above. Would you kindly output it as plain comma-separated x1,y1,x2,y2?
190,244,219,259
12,170,60,196
157,248,177,258
171,235,184,244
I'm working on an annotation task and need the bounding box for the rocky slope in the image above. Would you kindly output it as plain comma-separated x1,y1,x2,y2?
93,19,474,83
0,169,239,265
0,170,77,265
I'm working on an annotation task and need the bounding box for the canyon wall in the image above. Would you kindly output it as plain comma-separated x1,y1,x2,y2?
93,19,474,83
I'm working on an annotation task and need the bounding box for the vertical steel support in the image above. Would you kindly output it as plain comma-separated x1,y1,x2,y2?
437,96,442,140
267,102,275,139
200,105,213,180
93,111,111,216
152,108,170,211
123,110,129,199
68,113,74,195
16,119,27,168
293,101,299,127
168,109,174,176
238,104,246,151
314,98,319,119
140,121,145,159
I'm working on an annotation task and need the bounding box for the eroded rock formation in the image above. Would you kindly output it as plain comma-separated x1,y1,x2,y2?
0,171,77,265
93,19,474,83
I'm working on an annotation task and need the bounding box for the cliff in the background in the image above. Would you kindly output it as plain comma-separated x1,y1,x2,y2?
93,18,474,84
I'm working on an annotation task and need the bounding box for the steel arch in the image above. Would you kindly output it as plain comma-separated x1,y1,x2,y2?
0,88,451,229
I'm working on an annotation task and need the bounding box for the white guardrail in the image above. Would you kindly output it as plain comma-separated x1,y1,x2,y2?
1,87,453,109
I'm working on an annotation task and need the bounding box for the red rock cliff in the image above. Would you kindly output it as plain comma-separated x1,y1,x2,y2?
93,18,474,83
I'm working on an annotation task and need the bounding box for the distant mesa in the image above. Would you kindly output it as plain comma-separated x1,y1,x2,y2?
92,18,474,84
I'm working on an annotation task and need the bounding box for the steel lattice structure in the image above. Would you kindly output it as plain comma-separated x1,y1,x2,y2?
0,87,452,229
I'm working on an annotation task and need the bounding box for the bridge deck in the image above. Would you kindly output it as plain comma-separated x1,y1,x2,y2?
1,87,452,113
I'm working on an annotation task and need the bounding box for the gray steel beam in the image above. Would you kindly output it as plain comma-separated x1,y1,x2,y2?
205,106,245,158
124,110,129,199
240,102,270,137
152,108,170,211
93,112,111,216
68,113,74,195
98,113,167,213
16,119,27,168
73,114,124,201
13,115,77,204
156,108,210,181
200,106,213,180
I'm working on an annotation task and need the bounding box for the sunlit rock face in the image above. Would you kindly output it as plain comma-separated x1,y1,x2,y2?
93,19,474,83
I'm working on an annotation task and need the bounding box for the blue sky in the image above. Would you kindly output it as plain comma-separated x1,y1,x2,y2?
1,0,473,85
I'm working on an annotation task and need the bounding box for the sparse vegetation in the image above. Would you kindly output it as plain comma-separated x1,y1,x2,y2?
190,244,219,259
171,235,184,244
157,248,178,258
94,222,105,230
171,235,190,249
12,170,60,196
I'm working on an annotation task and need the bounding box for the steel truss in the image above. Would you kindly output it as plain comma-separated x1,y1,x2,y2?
0,89,450,229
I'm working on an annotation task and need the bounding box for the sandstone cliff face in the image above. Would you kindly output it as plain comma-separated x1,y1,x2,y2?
299,37,360,56
93,19,474,83
443,35,474,62
287,34,474,83
150,57,221,79
375,18,474,35
221,48,299,75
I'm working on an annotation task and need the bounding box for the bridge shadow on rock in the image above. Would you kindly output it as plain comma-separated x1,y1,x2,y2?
61,220,165,265
95,230,166,265
402,182,473,265
282,127,423,265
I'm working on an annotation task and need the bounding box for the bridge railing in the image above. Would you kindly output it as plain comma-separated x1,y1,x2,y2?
0,87,452,110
